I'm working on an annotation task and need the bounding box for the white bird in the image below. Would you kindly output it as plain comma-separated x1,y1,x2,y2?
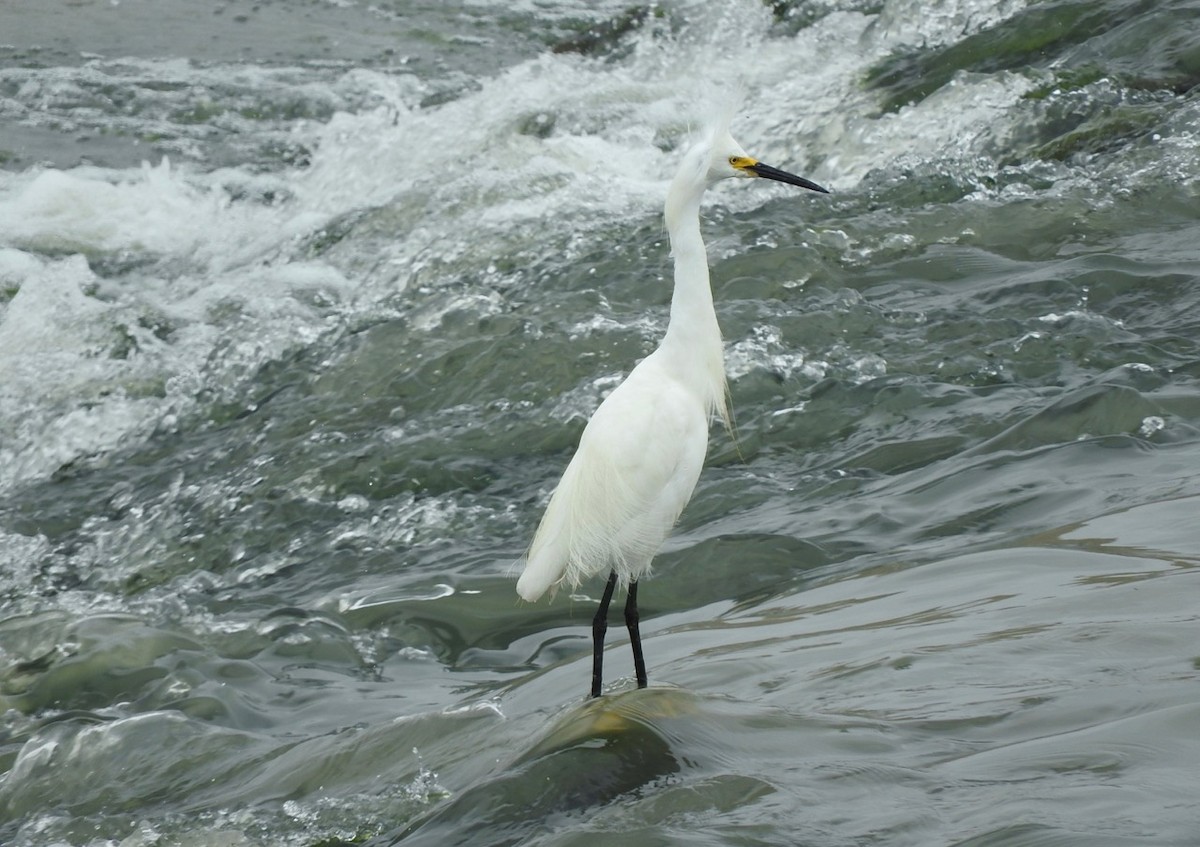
517,117,828,698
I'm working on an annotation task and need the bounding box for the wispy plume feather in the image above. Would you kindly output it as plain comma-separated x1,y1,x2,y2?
698,80,746,141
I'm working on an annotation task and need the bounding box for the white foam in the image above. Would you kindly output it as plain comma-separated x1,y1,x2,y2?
865,0,1031,50
0,0,1047,493
0,161,355,491
0,161,219,257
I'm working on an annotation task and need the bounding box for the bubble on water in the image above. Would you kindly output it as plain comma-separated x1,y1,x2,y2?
337,494,371,513
281,800,309,821
1013,330,1046,351
851,353,888,383
1138,415,1165,438
117,820,165,846
0,529,51,593
548,372,624,424
405,747,450,806
726,324,810,381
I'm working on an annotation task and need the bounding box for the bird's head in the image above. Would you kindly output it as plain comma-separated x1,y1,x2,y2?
706,128,829,194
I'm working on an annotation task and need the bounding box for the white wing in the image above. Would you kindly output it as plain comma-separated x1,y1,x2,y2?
516,355,710,601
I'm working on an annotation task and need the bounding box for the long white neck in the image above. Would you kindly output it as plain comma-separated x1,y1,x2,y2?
661,158,730,427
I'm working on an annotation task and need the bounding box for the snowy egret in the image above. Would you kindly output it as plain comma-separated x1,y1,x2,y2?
517,120,828,698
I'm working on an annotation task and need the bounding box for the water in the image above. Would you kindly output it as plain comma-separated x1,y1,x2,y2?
2,0,1199,844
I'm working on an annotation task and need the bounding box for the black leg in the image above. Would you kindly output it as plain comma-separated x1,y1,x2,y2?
591,571,618,698
625,579,648,689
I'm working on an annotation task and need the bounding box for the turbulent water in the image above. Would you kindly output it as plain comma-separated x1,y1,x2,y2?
2,0,1199,844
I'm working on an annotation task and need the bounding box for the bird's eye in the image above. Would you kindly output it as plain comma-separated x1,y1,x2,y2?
729,156,739,166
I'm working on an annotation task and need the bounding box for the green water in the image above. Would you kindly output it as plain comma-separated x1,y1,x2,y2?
2,1,1199,845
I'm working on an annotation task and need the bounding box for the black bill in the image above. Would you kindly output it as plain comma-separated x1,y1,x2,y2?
747,161,829,194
